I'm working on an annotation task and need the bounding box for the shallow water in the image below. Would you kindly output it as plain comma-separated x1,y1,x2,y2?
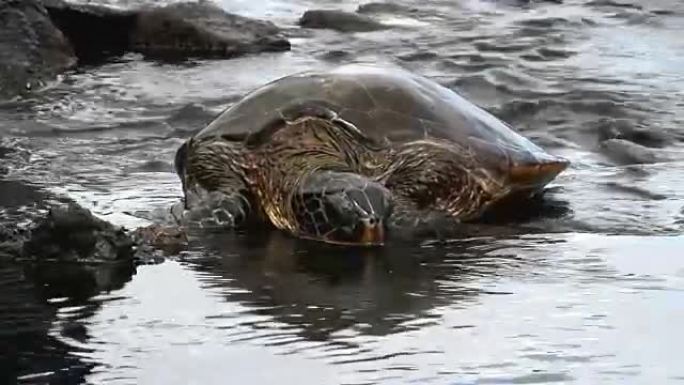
1,0,684,383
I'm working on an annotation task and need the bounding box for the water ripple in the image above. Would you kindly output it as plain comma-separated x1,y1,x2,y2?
2,0,684,383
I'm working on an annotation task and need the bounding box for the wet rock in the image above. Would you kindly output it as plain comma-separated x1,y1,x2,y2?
651,9,678,16
487,0,563,5
536,46,575,59
318,50,354,62
299,10,390,32
603,181,667,201
398,51,439,62
356,2,418,14
0,0,77,100
1,0,290,100
494,99,559,124
43,0,136,61
600,139,662,165
131,224,188,256
132,2,291,59
0,225,23,261
0,179,50,209
167,103,217,134
586,0,642,10
45,0,291,60
595,118,669,148
21,203,136,262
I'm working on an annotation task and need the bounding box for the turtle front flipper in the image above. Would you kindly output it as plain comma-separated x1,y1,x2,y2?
175,137,253,229
291,171,391,246
177,189,251,229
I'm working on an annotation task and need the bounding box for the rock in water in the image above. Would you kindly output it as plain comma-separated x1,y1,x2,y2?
21,203,136,262
132,2,291,58
595,118,669,148
43,0,136,61
0,0,76,100
299,10,390,32
45,0,291,60
356,2,418,14
600,139,663,165
1,0,291,100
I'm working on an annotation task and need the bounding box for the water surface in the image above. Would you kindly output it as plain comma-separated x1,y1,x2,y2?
1,0,683,383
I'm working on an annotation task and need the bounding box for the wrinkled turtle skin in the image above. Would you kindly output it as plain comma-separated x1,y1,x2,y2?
174,64,569,246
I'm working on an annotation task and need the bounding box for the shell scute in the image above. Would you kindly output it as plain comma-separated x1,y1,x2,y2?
192,64,568,188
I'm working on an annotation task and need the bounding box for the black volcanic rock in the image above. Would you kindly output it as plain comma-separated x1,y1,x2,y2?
0,0,76,100
299,9,390,32
44,0,291,60
131,2,291,59
43,0,136,61
356,2,418,14
21,203,136,262
0,0,291,100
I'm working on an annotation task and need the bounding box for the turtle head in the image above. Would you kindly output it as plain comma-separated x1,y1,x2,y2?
292,171,391,246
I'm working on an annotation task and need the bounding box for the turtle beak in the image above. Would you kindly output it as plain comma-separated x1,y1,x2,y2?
509,157,570,188
355,216,385,246
317,216,386,246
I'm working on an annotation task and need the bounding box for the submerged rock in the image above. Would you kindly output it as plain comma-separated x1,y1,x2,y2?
600,138,663,165
0,0,76,100
318,49,354,62
595,118,669,148
167,103,217,135
299,10,390,32
586,0,642,10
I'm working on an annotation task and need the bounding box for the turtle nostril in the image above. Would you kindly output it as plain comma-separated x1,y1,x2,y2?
365,216,378,226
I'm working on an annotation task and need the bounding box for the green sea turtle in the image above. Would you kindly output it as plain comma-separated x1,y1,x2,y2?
174,64,568,245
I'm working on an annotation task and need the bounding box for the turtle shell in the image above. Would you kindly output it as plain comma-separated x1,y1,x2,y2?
194,64,567,189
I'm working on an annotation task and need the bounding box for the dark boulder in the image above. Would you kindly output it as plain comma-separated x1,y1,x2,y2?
299,10,390,32
132,2,291,59
1,0,291,100
21,203,136,262
43,0,136,61
356,2,418,14
0,0,76,100
43,0,291,61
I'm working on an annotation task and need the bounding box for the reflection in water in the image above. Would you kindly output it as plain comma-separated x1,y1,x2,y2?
183,229,556,340
0,258,137,383
79,231,684,385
